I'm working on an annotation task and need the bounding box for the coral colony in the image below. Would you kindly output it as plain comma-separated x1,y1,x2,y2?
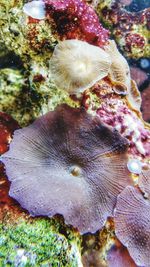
0,0,150,266
49,40,111,93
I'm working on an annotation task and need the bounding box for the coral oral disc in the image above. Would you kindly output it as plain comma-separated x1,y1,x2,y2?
69,165,81,177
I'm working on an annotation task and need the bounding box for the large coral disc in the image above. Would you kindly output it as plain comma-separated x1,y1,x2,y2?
2,104,132,234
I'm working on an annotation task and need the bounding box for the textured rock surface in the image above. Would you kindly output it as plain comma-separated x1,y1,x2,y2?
0,217,82,266
97,0,150,59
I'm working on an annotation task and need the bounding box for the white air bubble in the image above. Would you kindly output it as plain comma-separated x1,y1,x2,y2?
127,158,142,174
23,1,46,20
140,58,149,69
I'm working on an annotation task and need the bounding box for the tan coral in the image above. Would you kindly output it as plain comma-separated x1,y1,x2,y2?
105,40,142,111
104,40,131,93
49,39,111,94
127,79,142,111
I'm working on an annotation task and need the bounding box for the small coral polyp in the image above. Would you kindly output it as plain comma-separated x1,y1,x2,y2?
49,39,111,94
69,165,81,177
1,104,132,234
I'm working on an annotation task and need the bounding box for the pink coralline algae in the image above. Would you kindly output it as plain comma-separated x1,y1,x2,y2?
82,81,150,157
99,1,150,58
97,99,150,157
125,33,145,52
44,0,109,46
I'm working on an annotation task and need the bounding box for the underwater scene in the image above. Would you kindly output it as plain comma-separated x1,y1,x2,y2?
0,0,150,266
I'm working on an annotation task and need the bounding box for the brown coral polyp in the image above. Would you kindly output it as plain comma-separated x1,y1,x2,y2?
2,104,132,234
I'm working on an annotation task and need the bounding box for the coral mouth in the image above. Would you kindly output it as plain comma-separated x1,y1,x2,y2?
69,165,81,177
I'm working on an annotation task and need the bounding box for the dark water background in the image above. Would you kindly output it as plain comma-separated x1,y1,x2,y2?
125,0,150,12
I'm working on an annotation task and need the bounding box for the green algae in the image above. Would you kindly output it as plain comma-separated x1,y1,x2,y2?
0,218,82,267
0,68,42,126
0,67,78,126
0,0,57,62
0,0,78,126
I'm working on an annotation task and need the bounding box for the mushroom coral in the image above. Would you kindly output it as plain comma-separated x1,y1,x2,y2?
1,104,132,234
104,40,142,111
114,183,150,267
49,39,111,94
104,40,131,93
129,80,142,111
